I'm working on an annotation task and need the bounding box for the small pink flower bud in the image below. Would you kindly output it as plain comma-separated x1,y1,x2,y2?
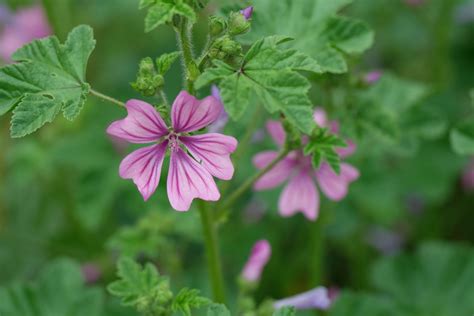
274,287,332,310
240,6,254,20
364,70,383,84
241,240,271,282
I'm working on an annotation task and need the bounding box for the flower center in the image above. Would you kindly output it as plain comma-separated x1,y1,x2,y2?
167,132,181,152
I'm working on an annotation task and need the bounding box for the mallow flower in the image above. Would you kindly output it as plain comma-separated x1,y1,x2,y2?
273,287,332,311
253,108,359,221
107,91,238,211
364,70,383,84
0,5,51,62
240,6,254,20
241,240,271,282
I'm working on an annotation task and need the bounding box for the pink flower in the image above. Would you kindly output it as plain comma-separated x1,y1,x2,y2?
0,5,51,62
253,108,359,221
364,70,383,85
107,91,238,211
462,159,474,192
241,240,271,282
273,287,332,311
240,6,254,20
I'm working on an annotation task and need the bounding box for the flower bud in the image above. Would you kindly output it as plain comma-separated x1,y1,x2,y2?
240,6,254,20
209,35,242,61
228,11,251,36
131,57,165,96
273,287,332,311
209,15,227,36
241,240,271,282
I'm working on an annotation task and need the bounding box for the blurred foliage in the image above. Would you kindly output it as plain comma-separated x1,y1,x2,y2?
0,0,473,315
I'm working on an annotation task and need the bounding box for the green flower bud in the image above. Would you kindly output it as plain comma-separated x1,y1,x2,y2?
209,35,242,61
209,15,227,36
228,11,251,36
131,57,165,97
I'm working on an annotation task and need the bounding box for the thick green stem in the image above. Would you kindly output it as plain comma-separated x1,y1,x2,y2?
198,201,226,303
219,148,291,212
90,89,125,107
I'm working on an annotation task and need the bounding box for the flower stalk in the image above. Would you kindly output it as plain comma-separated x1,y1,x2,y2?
90,89,125,107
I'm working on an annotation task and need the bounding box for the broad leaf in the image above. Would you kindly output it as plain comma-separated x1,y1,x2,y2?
141,0,196,32
0,259,104,316
242,0,374,73
196,37,321,132
0,25,95,137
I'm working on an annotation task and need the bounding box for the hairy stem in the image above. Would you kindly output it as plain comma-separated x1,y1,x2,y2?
176,20,198,94
219,147,291,212
198,201,226,303
90,89,125,107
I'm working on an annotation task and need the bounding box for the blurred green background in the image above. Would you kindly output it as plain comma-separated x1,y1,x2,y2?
0,0,473,315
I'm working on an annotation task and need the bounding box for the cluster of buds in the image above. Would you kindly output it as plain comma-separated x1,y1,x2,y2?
206,6,253,64
131,57,165,97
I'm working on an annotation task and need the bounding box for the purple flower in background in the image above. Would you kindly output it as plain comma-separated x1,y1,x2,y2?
462,159,474,192
0,5,51,62
207,86,229,133
366,227,404,255
240,6,254,20
253,108,359,221
364,70,383,85
81,263,101,285
273,287,332,311
241,240,271,282
107,91,238,211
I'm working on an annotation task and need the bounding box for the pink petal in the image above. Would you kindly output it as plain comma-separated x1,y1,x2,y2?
167,147,220,211
14,6,51,38
336,139,357,158
266,120,286,147
313,108,328,127
241,240,271,282
0,27,26,61
171,91,222,133
107,99,168,143
278,171,319,221
180,133,238,180
253,151,296,190
315,163,359,201
119,142,167,201
273,287,332,310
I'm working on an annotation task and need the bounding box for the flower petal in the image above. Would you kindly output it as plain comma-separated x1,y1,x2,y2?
180,133,237,180
315,163,359,201
266,120,286,147
167,148,220,211
119,142,167,201
253,151,296,190
336,139,356,158
278,171,319,221
107,99,168,143
241,240,272,282
313,108,328,127
171,91,222,133
273,287,332,310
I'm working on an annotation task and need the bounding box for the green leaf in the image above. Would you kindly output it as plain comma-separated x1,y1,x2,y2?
0,25,95,137
371,242,474,316
0,259,104,316
171,288,211,316
143,0,196,32
196,38,320,132
304,128,347,173
206,304,231,316
108,257,173,313
450,122,474,155
156,51,181,74
273,306,296,316
242,0,374,73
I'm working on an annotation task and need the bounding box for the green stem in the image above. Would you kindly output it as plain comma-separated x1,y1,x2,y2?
90,89,125,107
219,147,291,212
176,20,198,94
198,201,226,303
159,90,170,107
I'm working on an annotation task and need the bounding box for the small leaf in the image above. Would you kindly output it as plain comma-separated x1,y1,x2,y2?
206,304,231,316
305,128,347,173
0,25,95,137
171,288,211,316
156,51,181,74
143,0,196,32
273,306,296,316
